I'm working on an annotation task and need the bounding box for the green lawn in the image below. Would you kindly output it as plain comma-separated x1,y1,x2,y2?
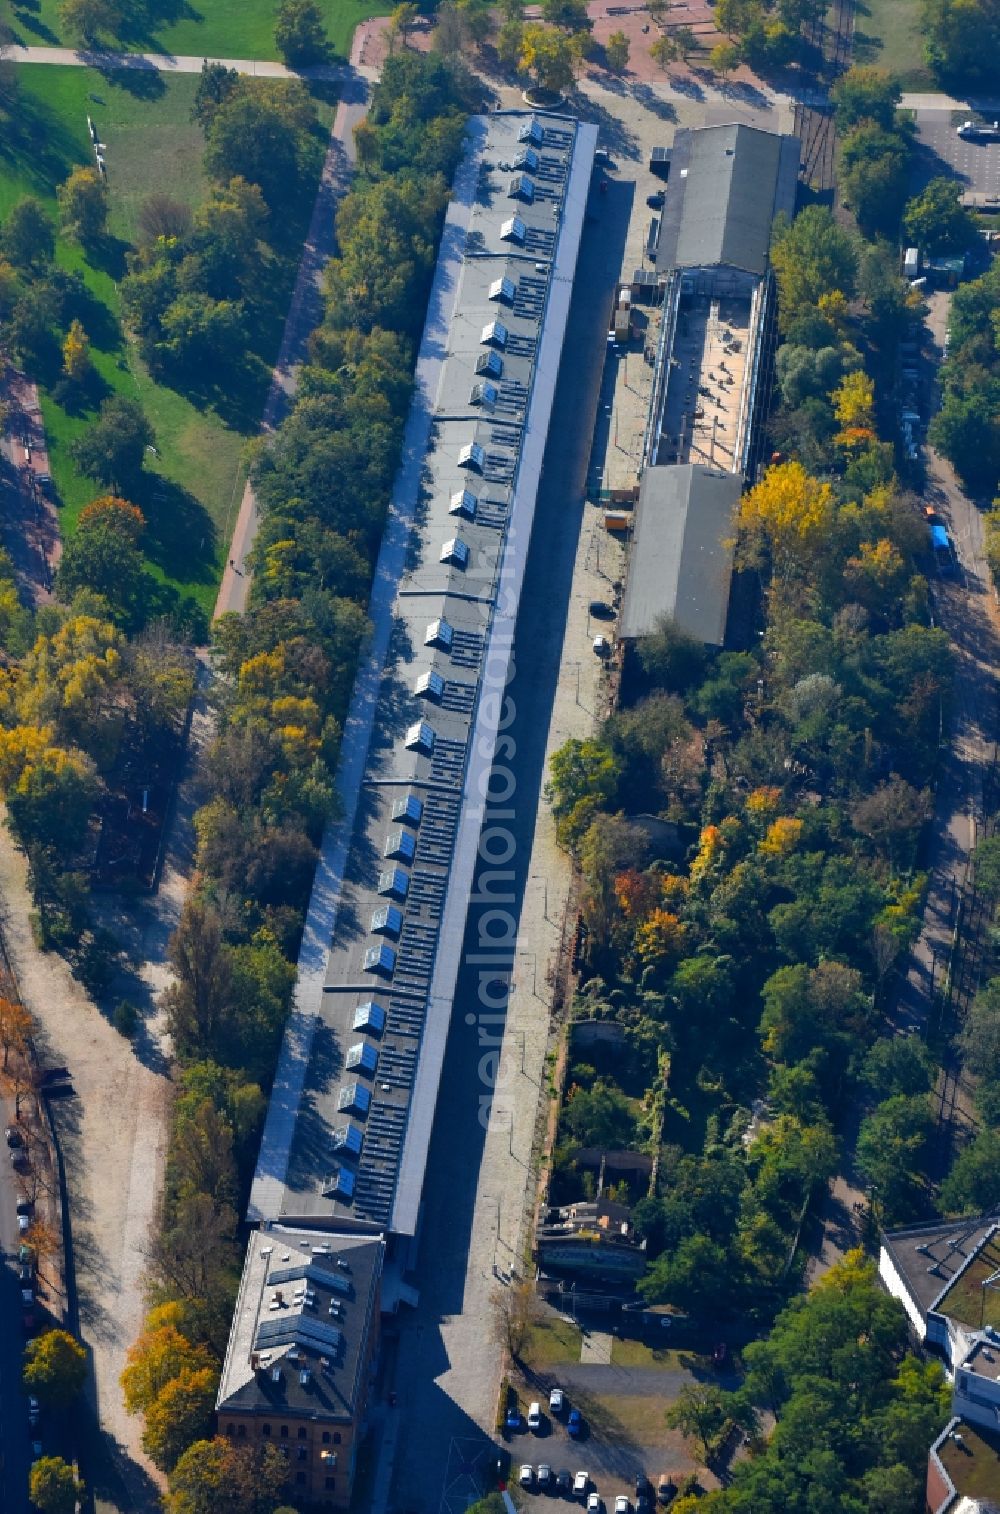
5,0,390,62
853,0,934,89
522,1315,583,1370
0,65,333,621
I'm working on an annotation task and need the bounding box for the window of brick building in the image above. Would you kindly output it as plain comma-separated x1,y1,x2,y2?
325,1477,336,1491
298,1428,307,1440
296,1473,306,1487
321,1432,330,1444
262,1424,271,1437
281,1425,289,1439
333,1433,342,1445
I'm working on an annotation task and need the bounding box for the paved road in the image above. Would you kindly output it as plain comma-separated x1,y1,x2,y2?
5,42,353,79
212,65,369,617
0,1093,30,1514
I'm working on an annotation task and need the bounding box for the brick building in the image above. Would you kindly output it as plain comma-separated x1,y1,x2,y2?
216,1224,383,1508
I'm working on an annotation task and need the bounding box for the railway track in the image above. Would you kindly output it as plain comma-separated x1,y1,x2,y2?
792,0,856,194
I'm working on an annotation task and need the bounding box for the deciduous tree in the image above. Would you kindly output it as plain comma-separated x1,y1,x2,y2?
23,1330,87,1408
57,166,109,245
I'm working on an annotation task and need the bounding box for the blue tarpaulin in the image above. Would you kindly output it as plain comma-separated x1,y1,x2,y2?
931,523,950,551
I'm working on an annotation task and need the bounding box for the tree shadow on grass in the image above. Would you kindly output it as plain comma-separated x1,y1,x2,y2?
61,274,124,354
82,229,132,284
0,94,87,196
10,6,60,43
93,61,167,100
136,472,218,589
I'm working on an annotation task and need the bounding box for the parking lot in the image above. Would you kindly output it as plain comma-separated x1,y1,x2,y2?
911,110,1000,198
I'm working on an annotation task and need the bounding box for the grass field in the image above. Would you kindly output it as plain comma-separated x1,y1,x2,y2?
0,65,332,620
522,1316,583,1369
853,0,934,89
5,0,390,61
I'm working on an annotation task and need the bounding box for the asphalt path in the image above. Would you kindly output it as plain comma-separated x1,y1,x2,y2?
5,43,351,79
0,1095,31,1514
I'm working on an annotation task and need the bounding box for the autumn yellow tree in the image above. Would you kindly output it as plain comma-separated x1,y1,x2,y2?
0,996,32,1070
759,816,804,857
61,319,90,383
832,368,876,450
737,460,835,577
635,907,686,971
121,1304,214,1415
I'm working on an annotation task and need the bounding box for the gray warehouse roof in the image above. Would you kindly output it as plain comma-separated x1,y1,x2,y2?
249,111,597,1239
619,463,743,646
655,123,799,276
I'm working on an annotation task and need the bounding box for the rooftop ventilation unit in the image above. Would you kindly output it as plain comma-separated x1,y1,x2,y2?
363,943,396,978
489,274,516,303
337,1082,372,1116
458,440,486,472
514,147,539,172
346,1041,379,1075
404,721,436,755
332,1121,364,1155
475,350,503,380
508,174,535,203
470,380,499,408
323,1165,356,1200
415,669,446,702
369,904,403,939
391,793,424,826
377,867,409,901
481,319,508,349
449,489,478,520
384,828,416,862
441,538,470,568
500,216,526,245
518,118,543,146
352,1000,386,1034
425,618,454,651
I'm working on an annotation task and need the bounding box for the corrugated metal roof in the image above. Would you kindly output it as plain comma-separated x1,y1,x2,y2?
619,464,743,646
655,123,799,276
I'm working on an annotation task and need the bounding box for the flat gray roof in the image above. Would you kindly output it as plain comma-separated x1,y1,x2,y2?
249,110,597,1236
655,123,799,276
882,1216,1000,1323
619,463,742,646
217,1225,383,1423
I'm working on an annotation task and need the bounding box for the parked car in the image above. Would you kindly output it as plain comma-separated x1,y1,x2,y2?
10,1145,28,1169
646,191,665,209
538,1464,553,1491
568,1407,584,1438
549,1386,566,1415
528,1401,542,1431
656,1474,677,1504
506,1407,523,1433
615,1499,631,1514
636,1496,652,1513
592,635,611,657
27,1397,40,1428
557,1470,573,1495
5,1124,22,1147
16,1199,33,1234
587,1495,603,1514
520,1465,535,1488
574,1471,590,1498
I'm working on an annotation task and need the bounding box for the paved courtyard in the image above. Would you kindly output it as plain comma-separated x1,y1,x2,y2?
911,108,1000,198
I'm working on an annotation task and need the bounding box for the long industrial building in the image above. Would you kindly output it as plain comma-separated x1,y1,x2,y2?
621,122,798,647
217,110,597,1507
